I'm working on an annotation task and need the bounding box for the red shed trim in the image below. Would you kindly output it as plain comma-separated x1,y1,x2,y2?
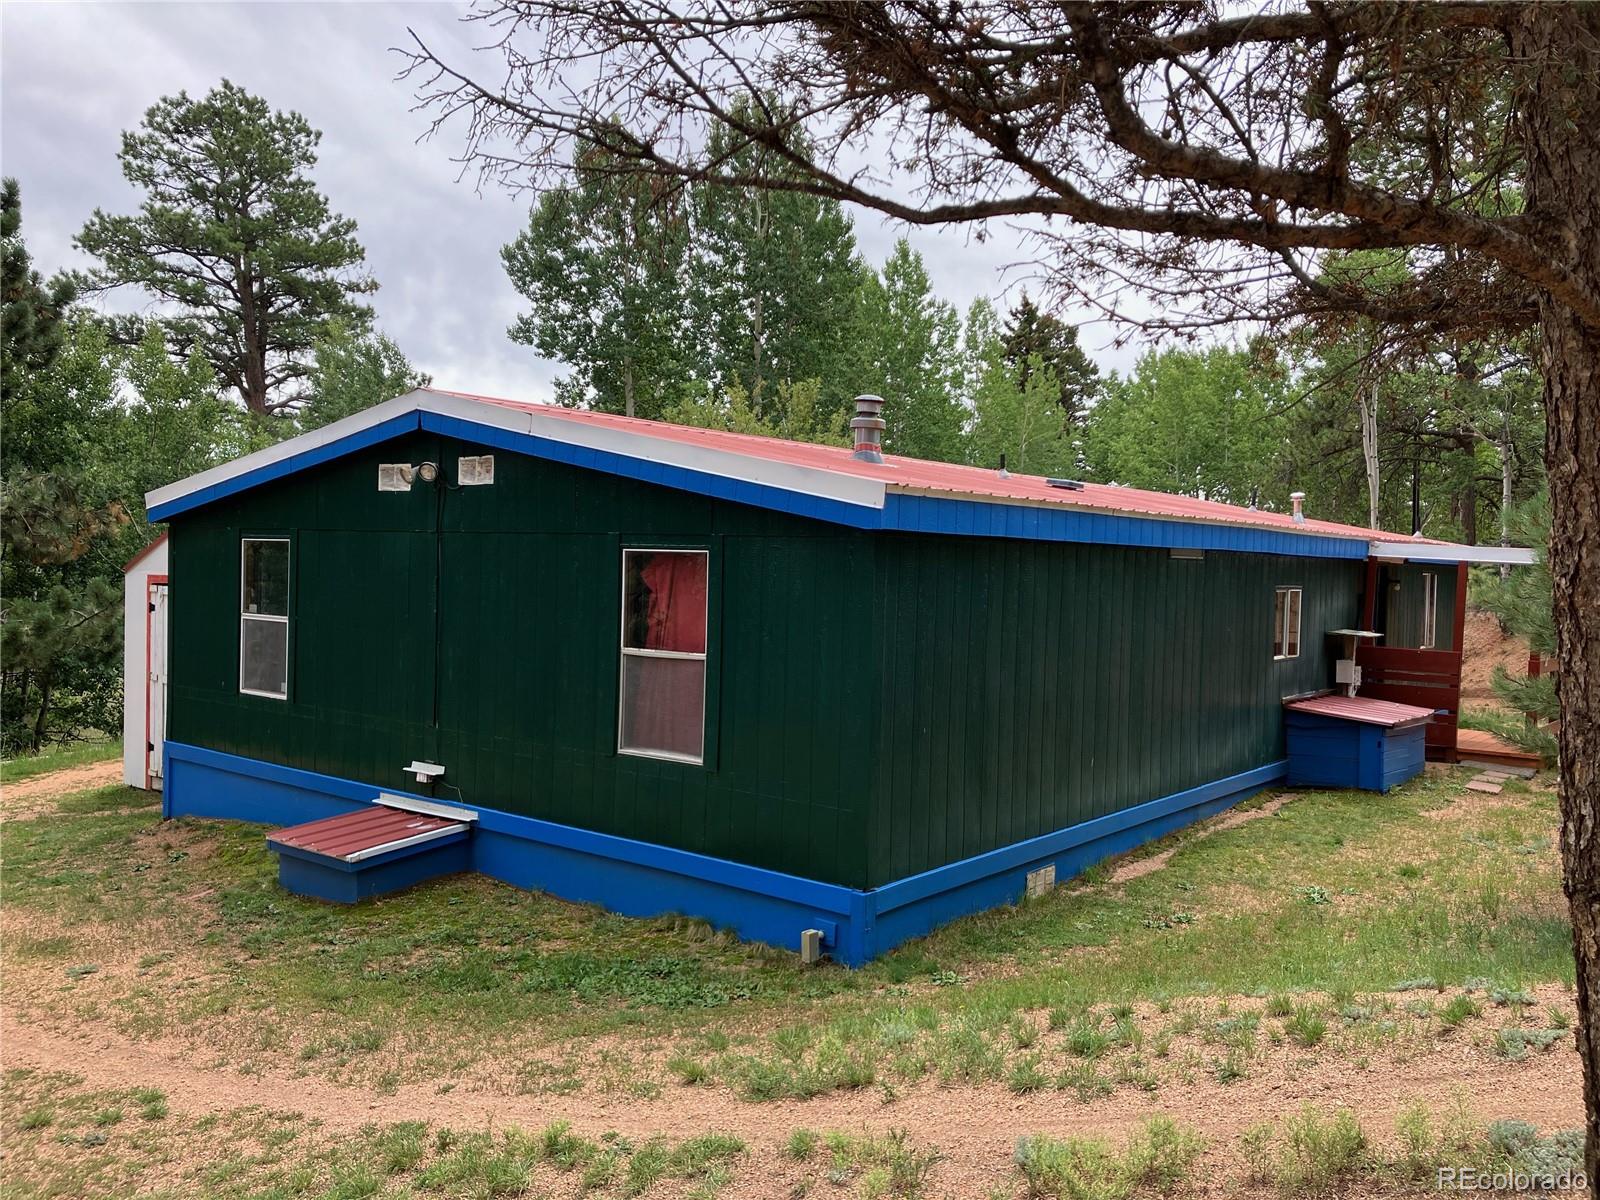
1285,695,1435,729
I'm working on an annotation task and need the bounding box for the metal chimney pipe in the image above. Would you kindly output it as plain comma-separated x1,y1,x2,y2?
1290,491,1306,524
850,394,886,463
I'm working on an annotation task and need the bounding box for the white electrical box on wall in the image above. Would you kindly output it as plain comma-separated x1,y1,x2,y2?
378,464,413,492
458,455,495,486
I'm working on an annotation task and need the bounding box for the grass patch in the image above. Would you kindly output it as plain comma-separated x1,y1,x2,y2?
0,738,119,784
0,764,1571,1106
1016,1118,1204,1199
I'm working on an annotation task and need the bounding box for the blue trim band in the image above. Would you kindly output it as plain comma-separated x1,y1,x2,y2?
164,742,1286,965
150,405,1370,560
147,414,422,522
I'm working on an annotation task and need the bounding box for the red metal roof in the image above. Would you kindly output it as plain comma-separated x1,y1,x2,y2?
1285,694,1437,728
437,389,1433,544
268,805,466,862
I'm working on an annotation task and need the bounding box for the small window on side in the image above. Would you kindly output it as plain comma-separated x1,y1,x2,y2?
618,549,708,764
1421,572,1439,649
240,538,290,699
1274,586,1302,660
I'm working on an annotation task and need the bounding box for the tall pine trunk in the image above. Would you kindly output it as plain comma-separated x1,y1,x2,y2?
1514,4,1600,1181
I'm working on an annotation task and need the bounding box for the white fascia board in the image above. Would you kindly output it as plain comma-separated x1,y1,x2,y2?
415,390,887,512
144,390,431,514
1369,540,1539,565
148,388,888,519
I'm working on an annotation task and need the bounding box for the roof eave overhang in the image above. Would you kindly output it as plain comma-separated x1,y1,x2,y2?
1368,540,1539,566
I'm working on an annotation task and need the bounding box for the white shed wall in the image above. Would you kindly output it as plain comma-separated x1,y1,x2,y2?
122,537,169,789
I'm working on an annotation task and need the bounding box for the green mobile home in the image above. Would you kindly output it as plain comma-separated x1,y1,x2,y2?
144,388,1520,964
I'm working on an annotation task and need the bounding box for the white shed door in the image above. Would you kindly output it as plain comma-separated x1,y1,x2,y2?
148,583,169,787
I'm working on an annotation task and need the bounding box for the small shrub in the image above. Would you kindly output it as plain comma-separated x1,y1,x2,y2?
1055,1062,1114,1103
1493,1028,1564,1060
1285,1008,1327,1048
1014,1120,1202,1200
1008,1055,1049,1095
667,1055,711,1085
131,1087,168,1121
1065,1021,1113,1060
1212,1052,1247,1084
785,1128,820,1161
1391,977,1439,992
92,1107,123,1127
1265,994,1294,1018
1124,1118,1205,1194
373,1121,426,1174
1439,995,1481,1028
18,1106,54,1131
1394,1103,1436,1179
1274,1106,1368,1198
540,1119,595,1170
1015,1133,1127,1200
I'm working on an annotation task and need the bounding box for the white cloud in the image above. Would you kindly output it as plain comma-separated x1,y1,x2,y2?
1,1,1152,407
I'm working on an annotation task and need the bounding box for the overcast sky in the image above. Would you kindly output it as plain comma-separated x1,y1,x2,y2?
2,2,1148,402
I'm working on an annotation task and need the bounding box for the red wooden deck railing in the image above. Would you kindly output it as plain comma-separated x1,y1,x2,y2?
1355,645,1463,761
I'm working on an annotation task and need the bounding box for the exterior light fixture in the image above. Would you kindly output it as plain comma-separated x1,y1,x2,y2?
416,461,440,484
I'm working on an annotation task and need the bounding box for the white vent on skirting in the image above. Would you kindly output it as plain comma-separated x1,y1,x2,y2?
378,463,413,492
458,455,495,486
1025,864,1057,898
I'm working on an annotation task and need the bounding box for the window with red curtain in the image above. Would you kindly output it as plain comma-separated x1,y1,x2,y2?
618,549,708,762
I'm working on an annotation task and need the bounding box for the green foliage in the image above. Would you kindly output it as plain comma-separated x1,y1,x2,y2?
1015,1118,1203,1200
299,319,429,430
76,80,376,415
660,378,847,447
1001,293,1099,426
1083,343,1287,507
503,141,693,418
2,177,77,407
691,103,868,423
856,239,965,462
1271,1106,1368,1197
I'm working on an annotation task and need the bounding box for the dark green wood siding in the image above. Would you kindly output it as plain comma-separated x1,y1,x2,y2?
863,538,1361,886
167,432,877,887
167,432,1363,892
1379,563,1456,649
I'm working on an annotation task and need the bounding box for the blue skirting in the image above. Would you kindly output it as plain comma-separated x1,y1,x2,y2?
164,742,1286,966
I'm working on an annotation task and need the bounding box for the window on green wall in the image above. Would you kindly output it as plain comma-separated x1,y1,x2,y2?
240,538,290,699
618,548,708,764
1421,572,1439,648
1273,586,1302,659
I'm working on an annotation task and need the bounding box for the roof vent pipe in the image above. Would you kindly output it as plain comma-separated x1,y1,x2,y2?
1290,491,1306,524
850,394,886,463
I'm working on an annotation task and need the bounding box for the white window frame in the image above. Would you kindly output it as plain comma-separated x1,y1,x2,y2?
617,547,709,765
239,537,290,700
1421,571,1439,649
1273,586,1303,660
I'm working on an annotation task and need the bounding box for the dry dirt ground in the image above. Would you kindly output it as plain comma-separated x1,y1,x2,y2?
0,757,123,820
0,760,1585,1199
1461,608,1534,707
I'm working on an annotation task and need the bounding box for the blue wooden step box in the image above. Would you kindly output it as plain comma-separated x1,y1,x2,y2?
1284,695,1433,793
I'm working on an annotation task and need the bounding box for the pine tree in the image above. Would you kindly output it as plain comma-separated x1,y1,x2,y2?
76,81,375,417
2,184,125,751
1476,491,1558,762
2,178,76,407
1001,295,1100,426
